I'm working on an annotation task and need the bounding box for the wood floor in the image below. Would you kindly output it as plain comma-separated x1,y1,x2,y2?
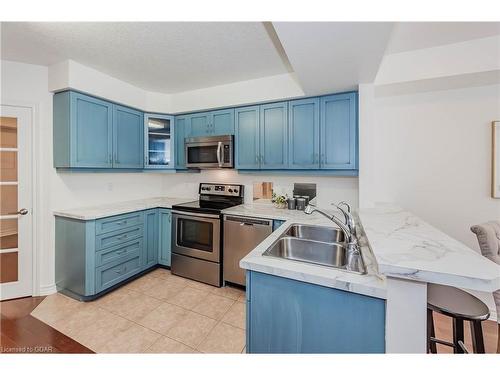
0,295,498,353
0,296,93,353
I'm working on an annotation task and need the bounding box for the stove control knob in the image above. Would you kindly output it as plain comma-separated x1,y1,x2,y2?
228,189,233,193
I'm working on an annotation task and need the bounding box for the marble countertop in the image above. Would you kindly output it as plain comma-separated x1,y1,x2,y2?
53,197,194,220
358,205,500,292
224,203,387,300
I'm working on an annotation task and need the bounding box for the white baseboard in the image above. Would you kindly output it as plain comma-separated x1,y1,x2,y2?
37,283,57,296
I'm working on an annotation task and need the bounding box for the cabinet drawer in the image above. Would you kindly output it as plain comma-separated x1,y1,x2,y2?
95,225,143,251
96,212,144,235
95,238,142,267
95,254,142,293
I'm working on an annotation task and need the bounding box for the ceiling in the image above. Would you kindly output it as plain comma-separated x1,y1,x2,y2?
273,22,394,94
0,22,291,93
1,22,500,96
385,22,500,54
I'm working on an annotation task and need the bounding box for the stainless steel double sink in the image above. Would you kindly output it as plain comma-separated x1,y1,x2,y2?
263,224,366,274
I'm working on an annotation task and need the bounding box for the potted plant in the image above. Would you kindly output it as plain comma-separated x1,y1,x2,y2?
272,192,287,209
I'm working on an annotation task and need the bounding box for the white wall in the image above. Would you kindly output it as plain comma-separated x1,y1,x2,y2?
360,83,500,251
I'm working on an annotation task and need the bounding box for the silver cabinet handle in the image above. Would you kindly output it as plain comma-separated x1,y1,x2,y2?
11,208,28,215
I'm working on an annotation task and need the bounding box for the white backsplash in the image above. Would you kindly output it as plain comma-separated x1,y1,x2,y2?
161,170,359,209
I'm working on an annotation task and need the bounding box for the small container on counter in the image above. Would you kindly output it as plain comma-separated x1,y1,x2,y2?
287,197,296,210
295,197,306,211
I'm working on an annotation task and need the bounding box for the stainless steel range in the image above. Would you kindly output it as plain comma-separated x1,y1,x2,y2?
171,183,244,286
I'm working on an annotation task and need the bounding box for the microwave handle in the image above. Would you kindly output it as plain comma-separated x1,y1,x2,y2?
217,141,222,167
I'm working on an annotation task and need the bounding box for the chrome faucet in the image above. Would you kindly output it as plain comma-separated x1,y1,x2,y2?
332,201,356,237
304,204,363,272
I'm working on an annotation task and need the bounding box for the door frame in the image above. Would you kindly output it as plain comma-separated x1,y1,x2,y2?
1,101,41,298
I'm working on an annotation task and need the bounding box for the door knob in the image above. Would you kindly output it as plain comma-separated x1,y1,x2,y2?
14,208,29,215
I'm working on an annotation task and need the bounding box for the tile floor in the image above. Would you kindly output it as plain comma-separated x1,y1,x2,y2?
31,269,246,353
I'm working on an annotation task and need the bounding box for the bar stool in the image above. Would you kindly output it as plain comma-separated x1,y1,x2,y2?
427,283,490,353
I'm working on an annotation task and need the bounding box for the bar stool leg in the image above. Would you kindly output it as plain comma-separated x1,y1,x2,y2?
452,318,465,354
471,320,485,353
427,309,437,353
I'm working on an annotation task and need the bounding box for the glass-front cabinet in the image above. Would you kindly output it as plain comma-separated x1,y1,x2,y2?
144,113,175,169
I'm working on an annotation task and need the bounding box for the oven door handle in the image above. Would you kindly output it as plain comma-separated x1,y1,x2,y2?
172,210,221,219
216,141,223,167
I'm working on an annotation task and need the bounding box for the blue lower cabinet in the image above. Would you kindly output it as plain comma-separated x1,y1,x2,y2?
246,271,386,353
158,209,172,266
272,220,285,231
96,252,143,293
55,208,171,301
144,209,159,268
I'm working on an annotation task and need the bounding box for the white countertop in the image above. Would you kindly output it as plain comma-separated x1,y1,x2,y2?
224,203,387,299
54,197,499,297
358,205,500,293
53,197,193,220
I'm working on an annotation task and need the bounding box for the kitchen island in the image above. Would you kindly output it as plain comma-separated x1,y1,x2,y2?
230,202,500,353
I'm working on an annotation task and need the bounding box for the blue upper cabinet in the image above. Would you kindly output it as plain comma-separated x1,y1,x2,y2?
260,102,288,169
235,106,260,169
185,109,235,137
320,93,357,170
54,91,113,168
174,115,188,169
188,112,210,137
113,105,144,168
211,109,234,135
144,114,175,169
54,91,145,170
288,98,320,169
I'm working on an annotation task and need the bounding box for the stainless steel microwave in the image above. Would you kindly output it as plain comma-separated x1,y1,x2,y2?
185,135,234,169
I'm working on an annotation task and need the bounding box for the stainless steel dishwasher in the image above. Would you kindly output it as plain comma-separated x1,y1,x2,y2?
223,215,273,286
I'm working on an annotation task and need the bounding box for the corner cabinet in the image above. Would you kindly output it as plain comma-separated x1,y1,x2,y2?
246,271,386,353
55,208,173,300
54,91,144,169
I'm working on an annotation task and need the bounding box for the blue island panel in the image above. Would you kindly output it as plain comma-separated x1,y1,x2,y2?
247,271,385,353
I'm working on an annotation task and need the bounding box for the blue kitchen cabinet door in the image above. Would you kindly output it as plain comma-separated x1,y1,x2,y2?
113,105,144,168
288,98,320,169
144,209,159,268
247,271,385,353
320,93,357,170
175,115,188,169
235,106,260,169
259,102,288,169
188,112,211,137
211,109,235,135
158,209,172,266
69,92,114,168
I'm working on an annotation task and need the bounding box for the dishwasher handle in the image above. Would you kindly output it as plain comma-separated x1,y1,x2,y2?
224,215,273,227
